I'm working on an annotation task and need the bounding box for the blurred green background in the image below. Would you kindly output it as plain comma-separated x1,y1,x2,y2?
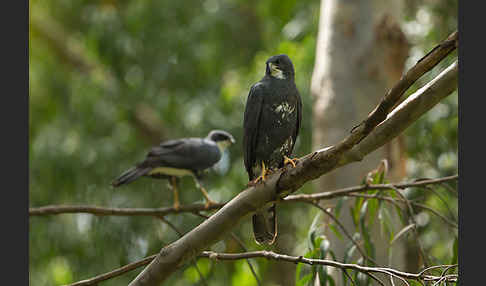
29,0,457,285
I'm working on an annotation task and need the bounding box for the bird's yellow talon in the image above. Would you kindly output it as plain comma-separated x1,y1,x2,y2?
284,156,298,168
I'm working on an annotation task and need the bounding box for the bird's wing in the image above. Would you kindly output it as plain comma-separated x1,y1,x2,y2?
146,139,186,157
292,89,303,151
243,82,265,179
144,138,220,170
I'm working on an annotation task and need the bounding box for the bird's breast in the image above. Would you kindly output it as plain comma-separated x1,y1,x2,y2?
148,167,193,177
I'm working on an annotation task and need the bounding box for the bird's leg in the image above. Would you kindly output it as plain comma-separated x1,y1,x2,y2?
283,155,299,168
250,161,272,186
193,176,217,209
170,177,180,210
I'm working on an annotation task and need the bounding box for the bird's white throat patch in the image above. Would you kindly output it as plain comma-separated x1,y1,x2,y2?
216,141,232,152
269,63,286,79
270,68,286,79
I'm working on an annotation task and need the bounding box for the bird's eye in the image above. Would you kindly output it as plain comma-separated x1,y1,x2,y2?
275,59,280,65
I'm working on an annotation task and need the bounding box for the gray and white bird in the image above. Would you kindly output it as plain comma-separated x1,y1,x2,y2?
112,130,235,209
243,54,302,245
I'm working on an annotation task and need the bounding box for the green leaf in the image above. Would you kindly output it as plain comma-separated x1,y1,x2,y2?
295,261,304,282
352,197,365,228
334,197,345,219
408,280,423,286
328,223,343,240
314,235,325,252
296,273,313,286
319,272,335,286
359,200,369,223
318,263,328,285
307,213,322,251
380,206,395,243
358,200,376,263
360,219,376,264
366,198,380,229
391,223,415,245
343,244,357,264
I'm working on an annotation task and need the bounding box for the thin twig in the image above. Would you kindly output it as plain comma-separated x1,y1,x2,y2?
424,185,458,223
342,269,358,286
417,264,458,277
284,175,458,203
390,187,429,268
199,251,458,283
64,249,458,286
64,254,156,286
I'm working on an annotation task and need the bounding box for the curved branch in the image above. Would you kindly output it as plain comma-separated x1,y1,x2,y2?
200,251,457,283
128,33,458,285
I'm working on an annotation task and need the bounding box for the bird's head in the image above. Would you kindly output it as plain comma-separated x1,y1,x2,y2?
265,54,295,80
207,130,236,151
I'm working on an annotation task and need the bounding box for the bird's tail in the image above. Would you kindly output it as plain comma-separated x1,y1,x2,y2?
252,203,277,245
111,166,151,187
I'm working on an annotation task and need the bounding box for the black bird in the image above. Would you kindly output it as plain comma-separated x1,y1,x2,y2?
112,130,235,209
243,54,302,245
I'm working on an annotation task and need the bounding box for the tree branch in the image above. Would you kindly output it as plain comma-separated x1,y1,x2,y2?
29,175,458,217
29,203,223,217
198,251,457,283
128,32,458,285
65,254,157,286
64,250,457,286
284,175,458,202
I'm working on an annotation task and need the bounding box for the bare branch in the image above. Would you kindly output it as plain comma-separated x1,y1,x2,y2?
29,175,457,217
29,202,223,217
64,254,156,286
284,175,458,202
199,251,457,283
64,250,457,286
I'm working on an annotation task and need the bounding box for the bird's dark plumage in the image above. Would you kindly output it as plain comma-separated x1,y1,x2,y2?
243,54,302,245
112,130,235,207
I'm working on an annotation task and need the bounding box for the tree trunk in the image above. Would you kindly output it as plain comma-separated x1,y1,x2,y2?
311,0,410,283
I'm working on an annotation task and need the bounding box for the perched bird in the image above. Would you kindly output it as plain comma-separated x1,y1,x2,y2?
243,54,302,245
111,130,235,209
